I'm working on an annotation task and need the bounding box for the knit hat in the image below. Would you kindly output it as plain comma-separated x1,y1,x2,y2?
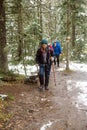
41,39,48,44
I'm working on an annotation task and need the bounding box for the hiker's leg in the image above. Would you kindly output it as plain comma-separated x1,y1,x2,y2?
45,65,50,89
54,56,56,65
39,65,45,88
56,55,59,67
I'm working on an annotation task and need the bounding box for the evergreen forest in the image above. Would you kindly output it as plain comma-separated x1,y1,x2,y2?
0,0,87,73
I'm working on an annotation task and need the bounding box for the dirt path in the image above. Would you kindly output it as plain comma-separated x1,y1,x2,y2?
0,63,87,130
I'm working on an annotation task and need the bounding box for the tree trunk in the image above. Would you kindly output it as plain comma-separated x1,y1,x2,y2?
0,0,8,72
39,0,43,40
66,0,70,70
17,0,23,61
71,5,76,47
49,2,52,42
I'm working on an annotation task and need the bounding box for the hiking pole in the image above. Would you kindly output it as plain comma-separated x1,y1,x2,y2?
52,62,56,86
35,64,40,86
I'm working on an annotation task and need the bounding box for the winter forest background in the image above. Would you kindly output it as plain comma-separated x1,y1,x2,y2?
0,0,87,75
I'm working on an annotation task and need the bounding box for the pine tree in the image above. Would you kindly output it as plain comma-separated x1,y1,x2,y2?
0,0,8,72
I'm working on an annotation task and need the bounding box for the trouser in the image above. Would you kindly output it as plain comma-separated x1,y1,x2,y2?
39,64,50,87
54,55,60,67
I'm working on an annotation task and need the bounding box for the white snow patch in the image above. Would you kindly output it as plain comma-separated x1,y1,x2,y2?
70,62,87,72
76,81,87,106
67,80,73,91
67,80,87,108
40,121,53,130
9,64,39,76
78,93,87,106
8,61,87,76
24,56,33,60
0,94,8,100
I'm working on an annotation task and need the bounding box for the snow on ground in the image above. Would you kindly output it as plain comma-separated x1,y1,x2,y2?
70,61,87,72
76,81,87,107
66,62,87,108
8,63,38,76
8,55,37,76
40,121,53,130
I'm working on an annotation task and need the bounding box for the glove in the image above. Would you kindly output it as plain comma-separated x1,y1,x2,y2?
50,57,54,62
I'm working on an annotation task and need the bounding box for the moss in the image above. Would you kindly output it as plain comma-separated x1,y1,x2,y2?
0,70,25,83
0,100,12,124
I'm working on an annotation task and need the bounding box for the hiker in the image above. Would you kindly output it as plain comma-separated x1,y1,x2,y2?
35,39,54,91
52,40,62,67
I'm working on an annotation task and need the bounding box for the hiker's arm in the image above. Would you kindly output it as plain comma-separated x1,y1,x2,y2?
35,49,40,64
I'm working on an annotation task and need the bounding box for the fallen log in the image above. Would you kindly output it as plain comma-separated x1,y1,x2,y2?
0,76,16,82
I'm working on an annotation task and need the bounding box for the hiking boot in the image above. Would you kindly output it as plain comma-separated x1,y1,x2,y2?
45,88,49,90
45,86,49,90
39,86,43,90
39,85,44,91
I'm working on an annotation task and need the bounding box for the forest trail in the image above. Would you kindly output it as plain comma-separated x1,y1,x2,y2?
0,62,87,130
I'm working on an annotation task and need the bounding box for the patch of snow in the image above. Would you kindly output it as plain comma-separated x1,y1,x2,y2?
78,93,87,106
67,80,87,108
76,81,87,106
30,0,34,4
8,61,87,76
40,119,63,130
8,64,39,76
24,56,33,60
0,94,8,100
66,62,87,108
78,12,87,16
70,62,87,72
67,80,73,91
41,98,47,101
40,121,53,130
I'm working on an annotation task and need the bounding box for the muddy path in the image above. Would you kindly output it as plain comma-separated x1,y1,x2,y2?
0,63,87,130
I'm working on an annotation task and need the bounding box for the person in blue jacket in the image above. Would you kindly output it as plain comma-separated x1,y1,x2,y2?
52,40,62,67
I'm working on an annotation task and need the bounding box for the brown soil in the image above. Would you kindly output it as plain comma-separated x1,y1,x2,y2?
0,64,87,130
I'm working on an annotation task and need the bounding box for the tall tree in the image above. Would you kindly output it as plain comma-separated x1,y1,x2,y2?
66,0,71,70
71,2,76,47
17,0,23,61
0,0,8,72
39,0,43,40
